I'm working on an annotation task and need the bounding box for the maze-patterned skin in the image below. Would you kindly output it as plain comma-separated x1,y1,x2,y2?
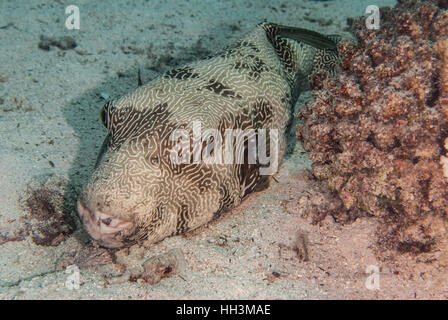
77,23,340,248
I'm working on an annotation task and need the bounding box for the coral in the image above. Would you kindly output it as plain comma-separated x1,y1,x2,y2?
297,0,448,259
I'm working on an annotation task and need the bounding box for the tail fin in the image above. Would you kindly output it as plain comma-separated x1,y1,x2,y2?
260,23,341,90
274,24,337,50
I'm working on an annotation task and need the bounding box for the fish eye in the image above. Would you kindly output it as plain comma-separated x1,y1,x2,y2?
100,101,113,128
150,156,160,166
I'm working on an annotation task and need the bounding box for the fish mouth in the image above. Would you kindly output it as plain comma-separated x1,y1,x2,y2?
77,198,135,248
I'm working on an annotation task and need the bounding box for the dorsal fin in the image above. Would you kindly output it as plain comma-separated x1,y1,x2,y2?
274,24,337,50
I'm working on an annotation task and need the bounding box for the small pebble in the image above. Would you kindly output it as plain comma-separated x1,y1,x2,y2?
57,36,77,50
99,92,110,100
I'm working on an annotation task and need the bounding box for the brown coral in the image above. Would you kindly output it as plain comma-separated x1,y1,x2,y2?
297,0,448,259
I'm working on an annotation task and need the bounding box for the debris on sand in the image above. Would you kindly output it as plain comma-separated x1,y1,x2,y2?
135,248,186,285
38,35,77,51
21,175,77,246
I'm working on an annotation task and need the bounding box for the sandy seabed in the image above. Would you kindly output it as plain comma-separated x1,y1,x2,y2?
2,0,446,300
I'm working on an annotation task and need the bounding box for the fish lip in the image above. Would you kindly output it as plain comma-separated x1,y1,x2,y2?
77,197,96,225
76,197,135,248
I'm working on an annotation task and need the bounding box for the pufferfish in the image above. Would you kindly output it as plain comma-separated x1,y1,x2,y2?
77,23,341,248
